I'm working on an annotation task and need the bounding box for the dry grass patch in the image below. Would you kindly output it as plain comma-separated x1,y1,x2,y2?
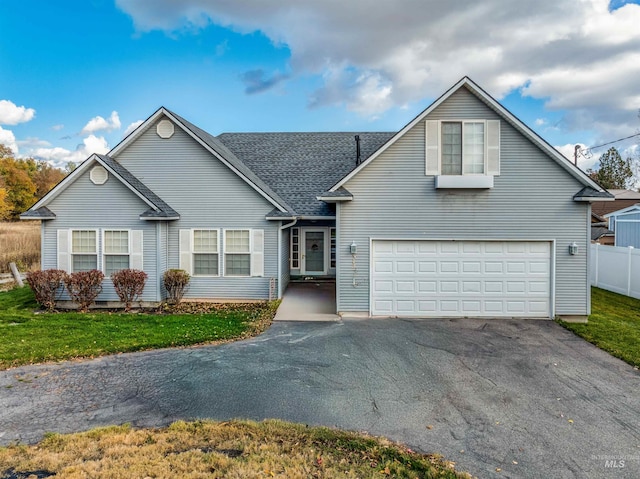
0,221,40,273
0,420,470,479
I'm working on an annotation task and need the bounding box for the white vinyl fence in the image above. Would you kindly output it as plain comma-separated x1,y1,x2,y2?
591,244,640,299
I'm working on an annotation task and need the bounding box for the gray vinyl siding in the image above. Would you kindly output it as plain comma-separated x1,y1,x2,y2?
42,166,158,301
280,227,290,296
115,117,278,300
338,86,589,316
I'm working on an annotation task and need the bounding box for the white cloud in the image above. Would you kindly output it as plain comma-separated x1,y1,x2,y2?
31,135,109,169
0,100,35,125
535,118,547,127
116,0,640,131
0,126,18,154
51,124,64,131
123,120,144,137
80,111,121,135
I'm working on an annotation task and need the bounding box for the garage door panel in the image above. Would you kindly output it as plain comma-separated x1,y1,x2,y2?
396,281,415,293
374,261,393,273
484,262,504,273
462,262,481,273
371,240,551,318
418,261,437,273
418,281,436,293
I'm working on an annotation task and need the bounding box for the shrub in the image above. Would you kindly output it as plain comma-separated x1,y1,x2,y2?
26,269,68,311
65,270,105,312
111,269,148,311
163,269,190,304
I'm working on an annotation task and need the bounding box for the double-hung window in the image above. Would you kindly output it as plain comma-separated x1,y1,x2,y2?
71,230,98,272
426,119,499,188
224,229,250,276
193,229,219,276
104,230,130,276
441,121,485,175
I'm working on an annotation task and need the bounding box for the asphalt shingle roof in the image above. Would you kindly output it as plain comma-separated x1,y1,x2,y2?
216,132,394,216
20,206,56,219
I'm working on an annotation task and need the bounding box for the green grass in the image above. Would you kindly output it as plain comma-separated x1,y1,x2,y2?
559,287,640,367
0,287,277,370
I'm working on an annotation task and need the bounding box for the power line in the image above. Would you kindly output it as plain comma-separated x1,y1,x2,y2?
579,132,640,159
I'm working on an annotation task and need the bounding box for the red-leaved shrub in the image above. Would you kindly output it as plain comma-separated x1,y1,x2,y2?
26,269,68,311
111,269,148,311
64,270,104,312
163,269,190,304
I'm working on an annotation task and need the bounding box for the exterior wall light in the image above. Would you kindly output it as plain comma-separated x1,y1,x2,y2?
350,242,357,254
569,242,579,255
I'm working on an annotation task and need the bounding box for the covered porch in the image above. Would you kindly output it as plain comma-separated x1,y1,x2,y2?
274,280,339,321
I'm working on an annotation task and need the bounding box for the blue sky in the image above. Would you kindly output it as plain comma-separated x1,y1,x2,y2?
1,0,639,171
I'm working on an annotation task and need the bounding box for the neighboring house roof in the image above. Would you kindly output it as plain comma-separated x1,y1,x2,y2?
591,226,614,241
591,212,607,224
329,76,611,199
607,189,640,200
22,154,179,221
216,132,393,217
592,189,640,216
604,203,640,218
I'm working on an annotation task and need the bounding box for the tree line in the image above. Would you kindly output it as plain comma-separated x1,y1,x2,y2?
587,146,637,190
0,144,68,220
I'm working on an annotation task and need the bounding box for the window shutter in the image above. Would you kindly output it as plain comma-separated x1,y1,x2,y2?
57,229,71,272
486,120,500,175
179,229,192,275
251,229,264,277
425,120,440,175
130,230,144,270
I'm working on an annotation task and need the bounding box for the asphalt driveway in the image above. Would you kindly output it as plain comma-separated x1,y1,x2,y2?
0,318,638,478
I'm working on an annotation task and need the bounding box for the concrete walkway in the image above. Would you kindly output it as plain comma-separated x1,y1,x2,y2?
274,281,339,321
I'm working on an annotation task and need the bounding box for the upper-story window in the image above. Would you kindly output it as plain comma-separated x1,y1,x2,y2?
426,119,500,188
442,121,485,175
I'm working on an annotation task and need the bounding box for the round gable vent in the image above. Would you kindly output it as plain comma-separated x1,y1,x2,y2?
90,165,108,185
156,119,175,139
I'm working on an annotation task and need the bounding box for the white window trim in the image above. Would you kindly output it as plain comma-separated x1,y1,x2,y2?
290,227,300,269
441,120,488,176
426,119,500,182
102,229,131,275
192,228,220,277
330,227,336,269
223,228,252,277
70,229,99,272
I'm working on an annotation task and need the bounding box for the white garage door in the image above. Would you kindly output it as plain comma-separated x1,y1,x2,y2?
371,240,551,318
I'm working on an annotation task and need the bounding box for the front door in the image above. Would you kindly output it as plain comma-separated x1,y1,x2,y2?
303,230,326,274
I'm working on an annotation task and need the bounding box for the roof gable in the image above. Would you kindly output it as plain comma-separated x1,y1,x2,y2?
22,154,179,220
330,77,607,194
109,108,293,214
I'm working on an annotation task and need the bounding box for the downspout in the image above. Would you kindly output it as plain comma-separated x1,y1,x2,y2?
278,217,299,299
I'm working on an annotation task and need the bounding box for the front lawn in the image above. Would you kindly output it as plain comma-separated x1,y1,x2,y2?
0,419,470,479
0,287,277,370
559,287,640,368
